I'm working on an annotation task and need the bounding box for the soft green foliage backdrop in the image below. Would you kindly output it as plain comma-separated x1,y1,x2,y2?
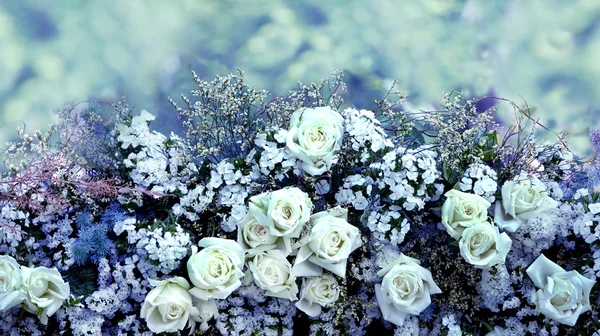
1,0,599,154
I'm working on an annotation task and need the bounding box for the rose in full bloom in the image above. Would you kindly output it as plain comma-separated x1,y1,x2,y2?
21,266,70,324
237,214,278,256
494,175,559,232
248,187,312,252
458,221,512,269
441,189,491,240
526,254,596,326
141,277,202,333
293,208,361,278
247,249,298,300
285,106,344,175
187,238,245,300
0,255,24,311
375,254,442,326
295,274,340,317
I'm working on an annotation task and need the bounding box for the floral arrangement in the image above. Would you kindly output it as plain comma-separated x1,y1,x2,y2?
1,70,599,336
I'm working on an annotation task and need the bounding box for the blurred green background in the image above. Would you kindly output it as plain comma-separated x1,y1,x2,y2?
1,0,599,155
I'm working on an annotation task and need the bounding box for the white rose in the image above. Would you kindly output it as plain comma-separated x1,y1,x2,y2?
375,254,442,326
247,250,298,300
141,277,202,333
0,255,24,311
293,207,361,278
441,189,491,240
187,238,245,300
526,254,596,326
295,274,340,317
458,221,512,269
237,214,279,256
248,187,312,253
485,326,506,336
285,106,344,175
494,176,559,232
21,266,70,325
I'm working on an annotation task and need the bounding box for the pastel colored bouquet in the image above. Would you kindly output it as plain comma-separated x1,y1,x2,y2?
1,70,599,335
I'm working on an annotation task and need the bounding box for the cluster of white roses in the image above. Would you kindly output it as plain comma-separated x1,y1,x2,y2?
140,105,352,333
239,187,362,316
0,255,70,325
441,189,512,269
141,187,363,332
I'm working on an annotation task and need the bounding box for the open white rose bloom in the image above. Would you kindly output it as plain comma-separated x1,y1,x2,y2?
293,208,361,278
526,254,596,326
0,255,24,311
21,266,70,325
441,189,491,240
375,254,442,326
285,106,344,175
141,277,202,333
187,238,246,300
247,249,298,300
458,221,512,269
295,274,340,317
494,175,559,232
247,187,312,253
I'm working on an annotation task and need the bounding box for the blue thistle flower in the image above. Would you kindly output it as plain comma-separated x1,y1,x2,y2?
71,208,116,265
75,210,94,230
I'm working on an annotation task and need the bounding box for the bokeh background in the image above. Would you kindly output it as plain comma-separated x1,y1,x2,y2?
1,0,599,155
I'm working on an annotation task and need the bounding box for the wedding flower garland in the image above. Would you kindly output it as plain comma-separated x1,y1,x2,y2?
0,70,599,335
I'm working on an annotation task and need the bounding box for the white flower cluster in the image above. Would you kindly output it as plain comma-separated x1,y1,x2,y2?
0,205,28,253
365,208,410,244
335,146,442,244
342,107,393,162
253,131,299,179
371,146,443,211
459,163,498,203
113,218,190,277
441,314,462,336
142,226,191,274
117,110,194,194
175,159,255,232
